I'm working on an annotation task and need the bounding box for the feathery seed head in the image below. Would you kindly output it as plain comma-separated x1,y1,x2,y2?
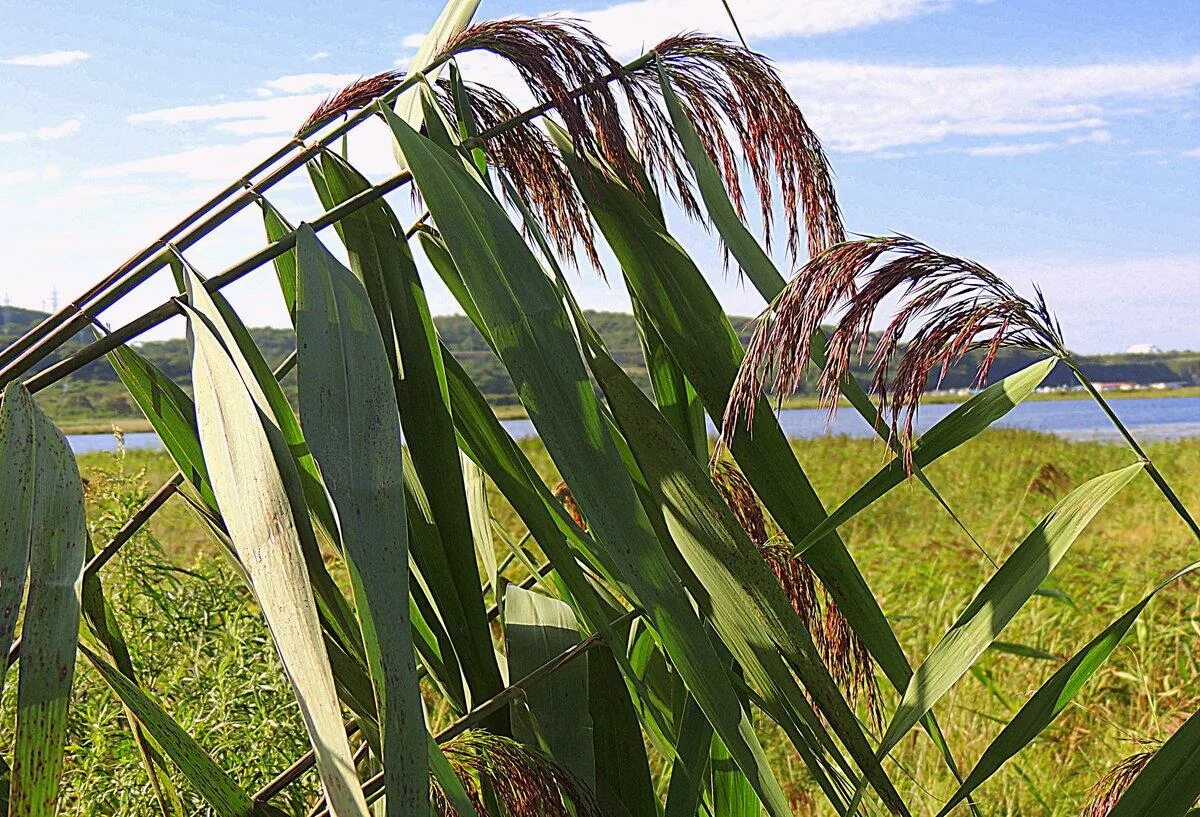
431,730,601,817
724,236,1065,469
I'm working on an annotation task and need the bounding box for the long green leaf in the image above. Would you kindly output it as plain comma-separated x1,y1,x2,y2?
186,300,368,817
588,637,658,817
586,340,907,815
296,224,427,816
504,586,595,784
0,384,35,693
937,560,1200,815
386,109,795,817
392,0,480,149
2,384,86,817
107,344,217,509
1109,705,1200,817
878,462,1145,758
315,151,504,722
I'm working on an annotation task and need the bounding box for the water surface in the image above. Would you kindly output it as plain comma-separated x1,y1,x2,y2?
67,396,1200,453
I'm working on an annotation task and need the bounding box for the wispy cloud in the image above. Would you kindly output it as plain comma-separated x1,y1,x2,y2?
35,118,82,140
1183,147,1200,158
1,49,89,67
308,51,331,62
575,0,958,55
963,129,1112,157
128,94,327,136
780,57,1200,153
0,118,83,143
0,165,62,185
254,72,357,97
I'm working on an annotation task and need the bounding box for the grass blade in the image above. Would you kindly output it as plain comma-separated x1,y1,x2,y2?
938,560,1200,815
296,224,427,816
878,462,1145,759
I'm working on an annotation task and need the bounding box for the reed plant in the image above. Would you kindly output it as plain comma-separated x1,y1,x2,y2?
0,3,1197,815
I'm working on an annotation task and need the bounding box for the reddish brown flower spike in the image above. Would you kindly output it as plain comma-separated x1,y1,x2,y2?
724,236,1065,470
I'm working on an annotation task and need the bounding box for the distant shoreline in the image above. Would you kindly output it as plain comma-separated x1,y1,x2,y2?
56,385,1199,434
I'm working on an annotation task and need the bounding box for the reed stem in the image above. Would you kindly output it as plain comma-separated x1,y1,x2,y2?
1069,359,1200,540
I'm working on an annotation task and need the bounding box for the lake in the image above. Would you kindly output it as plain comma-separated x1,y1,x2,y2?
66,395,1200,454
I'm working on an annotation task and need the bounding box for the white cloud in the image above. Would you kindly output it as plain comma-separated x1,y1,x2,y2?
35,182,158,210
575,0,956,55
309,51,331,62
1,50,90,67
35,118,82,140
963,129,1112,157
779,57,1200,153
0,118,81,142
401,33,427,49
85,137,288,181
0,165,64,185
255,72,358,97
1183,147,1200,158
128,94,328,136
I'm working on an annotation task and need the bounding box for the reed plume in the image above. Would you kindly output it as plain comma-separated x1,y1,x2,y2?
431,730,600,817
725,236,1065,468
710,459,881,727
1079,747,1156,817
298,22,842,272
552,480,586,530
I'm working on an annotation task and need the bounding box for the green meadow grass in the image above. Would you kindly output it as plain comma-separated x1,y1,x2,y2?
30,430,1198,816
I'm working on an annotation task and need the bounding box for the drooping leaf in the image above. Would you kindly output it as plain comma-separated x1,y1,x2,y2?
386,109,796,817
186,300,369,817
878,462,1145,758
296,224,427,816
2,383,87,817
315,150,504,723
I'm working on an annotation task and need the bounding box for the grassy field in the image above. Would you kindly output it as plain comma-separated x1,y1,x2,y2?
23,430,1199,815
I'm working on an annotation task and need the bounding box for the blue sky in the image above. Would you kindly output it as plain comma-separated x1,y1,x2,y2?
2,0,1197,352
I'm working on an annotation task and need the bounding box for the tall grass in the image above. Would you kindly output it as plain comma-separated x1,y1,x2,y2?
0,3,1197,815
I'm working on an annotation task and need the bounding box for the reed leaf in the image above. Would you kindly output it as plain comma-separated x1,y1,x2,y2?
78,643,257,817
1,383,86,817
504,586,595,784
585,340,908,815
1107,706,1200,817
792,356,1059,555
106,344,217,510
393,0,481,143
186,300,368,817
937,560,1200,815
310,150,504,720
386,109,795,817
877,462,1146,760
295,224,427,816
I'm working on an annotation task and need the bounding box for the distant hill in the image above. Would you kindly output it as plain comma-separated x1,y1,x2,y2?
3,305,1197,422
